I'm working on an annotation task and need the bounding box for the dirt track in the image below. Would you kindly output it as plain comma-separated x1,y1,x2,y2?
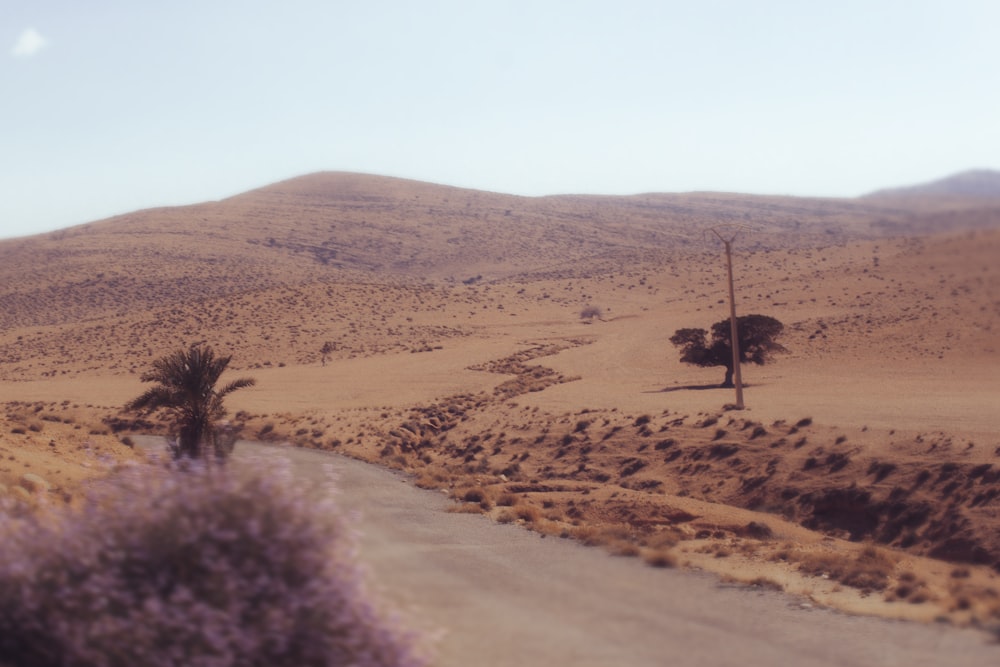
224,441,995,667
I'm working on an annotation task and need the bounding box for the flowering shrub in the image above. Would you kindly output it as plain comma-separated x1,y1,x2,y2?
0,459,428,667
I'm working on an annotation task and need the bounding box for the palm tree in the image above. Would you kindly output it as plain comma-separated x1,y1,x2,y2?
127,345,256,460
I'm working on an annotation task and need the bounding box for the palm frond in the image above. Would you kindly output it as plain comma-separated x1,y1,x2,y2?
125,385,181,412
217,377,256,398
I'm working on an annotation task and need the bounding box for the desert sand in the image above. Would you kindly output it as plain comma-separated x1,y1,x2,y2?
2,171,999,657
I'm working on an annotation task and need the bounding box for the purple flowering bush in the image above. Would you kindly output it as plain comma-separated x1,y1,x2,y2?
0,460,428,667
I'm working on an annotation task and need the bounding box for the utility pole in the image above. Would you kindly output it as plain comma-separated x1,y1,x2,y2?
709,225,748,409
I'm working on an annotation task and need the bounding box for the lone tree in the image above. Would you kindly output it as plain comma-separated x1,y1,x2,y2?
670,314,785,388
126,345,256,461
320,341,336,367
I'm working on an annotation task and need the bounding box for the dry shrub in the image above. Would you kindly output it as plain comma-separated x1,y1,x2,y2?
0,461,428,667
642,529,680,550
496,509,516,524
887,574,932,604
448,504,487,515
573,523,633,548
456,487,481,502
513,504,541,523
495,492,517,507
741,521,774,540
643,549,678,568
572,525,600,545
798,545,896,592
531,519,569,539
608,541,641,557
414,470,451,490
459,487,493,510
747,577,784,591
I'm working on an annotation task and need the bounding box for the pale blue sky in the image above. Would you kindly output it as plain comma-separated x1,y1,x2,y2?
3,1,999,239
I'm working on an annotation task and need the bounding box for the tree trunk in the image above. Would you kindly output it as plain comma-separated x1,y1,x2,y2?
178,413,209,459
720,366,734,388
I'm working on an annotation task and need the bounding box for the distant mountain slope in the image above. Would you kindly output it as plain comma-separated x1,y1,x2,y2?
864,169,1000,199
0,171,998,380
0,171,997,335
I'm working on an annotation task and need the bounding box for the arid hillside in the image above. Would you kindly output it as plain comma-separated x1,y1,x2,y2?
1,171,997,379
865,168,1000,200
2,171,999,627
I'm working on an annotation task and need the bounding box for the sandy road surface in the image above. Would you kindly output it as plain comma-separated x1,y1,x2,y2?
216,441,994,667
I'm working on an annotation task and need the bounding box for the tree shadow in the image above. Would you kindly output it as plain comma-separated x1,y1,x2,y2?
645,383,754,394
651,383,723,393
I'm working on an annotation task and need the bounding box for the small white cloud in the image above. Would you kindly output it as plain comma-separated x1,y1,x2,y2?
12,27,48,58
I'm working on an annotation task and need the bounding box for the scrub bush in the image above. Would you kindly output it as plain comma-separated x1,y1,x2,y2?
0,459,427,667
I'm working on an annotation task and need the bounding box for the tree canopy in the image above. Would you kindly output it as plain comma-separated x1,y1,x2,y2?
126,345,256,460
669,314,786,387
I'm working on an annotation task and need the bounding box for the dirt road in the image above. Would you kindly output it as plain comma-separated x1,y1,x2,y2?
223,441,995,667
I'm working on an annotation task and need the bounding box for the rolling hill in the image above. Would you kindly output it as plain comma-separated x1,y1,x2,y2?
1,171,997,348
